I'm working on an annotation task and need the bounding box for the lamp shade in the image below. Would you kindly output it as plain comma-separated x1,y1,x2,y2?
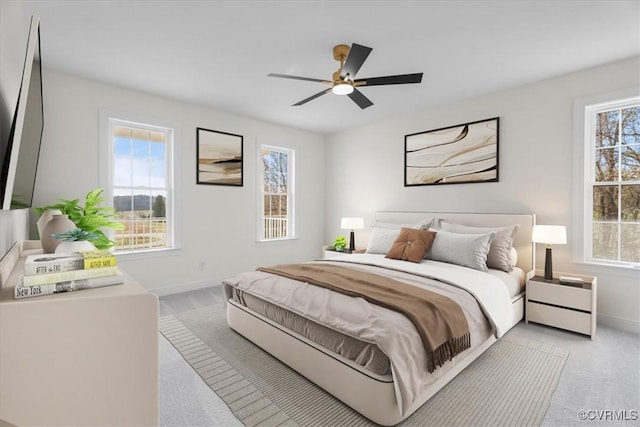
341,217,364,230
532,225,567,245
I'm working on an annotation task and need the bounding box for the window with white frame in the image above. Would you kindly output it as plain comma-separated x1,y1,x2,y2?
584,97,639,266
107,118,174,253
259,145,295,240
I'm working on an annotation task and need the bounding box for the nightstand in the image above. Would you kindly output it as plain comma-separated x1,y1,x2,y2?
526,272,597,339
322,246,365,259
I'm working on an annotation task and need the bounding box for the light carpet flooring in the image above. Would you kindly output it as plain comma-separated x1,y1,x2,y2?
158,286,640,426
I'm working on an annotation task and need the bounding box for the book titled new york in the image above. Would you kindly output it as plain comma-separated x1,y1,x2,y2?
14,272,125,299
23,250,117,276
21,266,120,287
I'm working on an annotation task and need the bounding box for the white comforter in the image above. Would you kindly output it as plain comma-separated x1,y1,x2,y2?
224,254,513,416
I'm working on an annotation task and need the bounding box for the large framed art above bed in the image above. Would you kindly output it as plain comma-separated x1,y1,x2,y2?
223,211,536,425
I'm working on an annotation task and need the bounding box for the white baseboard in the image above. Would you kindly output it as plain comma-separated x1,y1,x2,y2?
150,277,229,297
598,314,640,335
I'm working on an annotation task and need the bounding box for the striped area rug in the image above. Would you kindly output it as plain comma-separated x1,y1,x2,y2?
160,304,569,426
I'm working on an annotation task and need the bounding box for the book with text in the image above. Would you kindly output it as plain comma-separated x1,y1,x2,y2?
23,250,117,275
14,272,125,299
21,266,120,287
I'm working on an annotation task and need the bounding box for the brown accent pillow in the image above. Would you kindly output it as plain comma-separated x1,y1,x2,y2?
385,228,437,263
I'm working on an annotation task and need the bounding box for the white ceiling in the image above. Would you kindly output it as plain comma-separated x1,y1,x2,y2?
22,0,640,135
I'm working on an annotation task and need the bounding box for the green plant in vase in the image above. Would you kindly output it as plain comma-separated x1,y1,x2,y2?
34,188,125,250
333,235,347,252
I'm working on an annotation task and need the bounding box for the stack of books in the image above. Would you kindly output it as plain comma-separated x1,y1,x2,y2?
14,250,124,299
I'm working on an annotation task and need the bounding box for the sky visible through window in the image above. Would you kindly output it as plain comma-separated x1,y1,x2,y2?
114,136,166,188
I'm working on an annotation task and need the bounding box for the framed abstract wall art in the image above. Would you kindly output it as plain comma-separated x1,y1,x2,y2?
404,117,499,186
196,127,243,186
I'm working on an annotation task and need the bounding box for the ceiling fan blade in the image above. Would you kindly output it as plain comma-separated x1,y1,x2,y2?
347,88,374,109
354,73,423,86
268,73,332,84
293,88,332,106
341,43,372,80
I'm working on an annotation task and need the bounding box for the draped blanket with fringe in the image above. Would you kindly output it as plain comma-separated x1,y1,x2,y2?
258,263,470,373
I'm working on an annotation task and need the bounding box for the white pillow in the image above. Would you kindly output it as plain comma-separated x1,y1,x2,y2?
439,221,519,272
509,247,518,268
426,228,494,272
365,227,402,254
375,219,433,230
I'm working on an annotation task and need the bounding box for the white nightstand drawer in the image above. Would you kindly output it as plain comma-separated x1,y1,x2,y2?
527,302,591,335
528,280,592,312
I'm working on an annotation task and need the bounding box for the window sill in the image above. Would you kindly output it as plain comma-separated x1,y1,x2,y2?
571,259,640,279
115,247,182,261
255,237,299,247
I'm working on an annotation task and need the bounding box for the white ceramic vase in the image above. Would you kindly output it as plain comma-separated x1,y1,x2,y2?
55,240,96,254
41,214,76,253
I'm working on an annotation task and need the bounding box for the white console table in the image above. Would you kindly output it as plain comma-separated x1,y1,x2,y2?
0,241,159,426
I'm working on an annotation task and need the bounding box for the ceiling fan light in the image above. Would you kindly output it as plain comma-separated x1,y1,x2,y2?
332,83,354,95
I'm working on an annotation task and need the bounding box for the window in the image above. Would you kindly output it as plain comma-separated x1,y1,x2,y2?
259,145,295,240
584,97,639,266
106,118,175,253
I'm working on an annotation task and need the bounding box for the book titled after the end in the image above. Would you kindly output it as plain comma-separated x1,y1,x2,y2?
23,250,117,275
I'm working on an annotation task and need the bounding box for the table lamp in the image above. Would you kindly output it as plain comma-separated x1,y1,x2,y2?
532,225,567,280
340,217,364,252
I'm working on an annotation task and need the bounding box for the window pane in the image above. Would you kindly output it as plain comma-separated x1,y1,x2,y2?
150,141,165,159
593,185,618,221
621,146,640,181
114,138,131,156
596,110,619,148
621,106,639,145
621,223,640,263
150,160,166,187
621,184,640,221
592,222,618,261
132,158,150,187
113,157,132,186
595,148,618,182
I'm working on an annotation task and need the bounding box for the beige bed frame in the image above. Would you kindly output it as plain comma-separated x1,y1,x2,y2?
226,211,535,425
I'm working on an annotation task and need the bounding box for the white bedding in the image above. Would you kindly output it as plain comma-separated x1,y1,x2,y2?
327,254,514,336
224,254,514,416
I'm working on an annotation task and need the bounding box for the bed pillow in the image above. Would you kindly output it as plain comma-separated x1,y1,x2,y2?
439,221,519,272
366,227,403,254
509,247,518,268
385,228,437,263
375,219,433,230
425,228,494,272
365,219,434,254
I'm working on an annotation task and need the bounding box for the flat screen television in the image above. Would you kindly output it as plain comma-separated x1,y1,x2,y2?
0,16,44,210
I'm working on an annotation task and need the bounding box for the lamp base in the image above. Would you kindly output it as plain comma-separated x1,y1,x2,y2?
544,247,553,280
349,230,356,252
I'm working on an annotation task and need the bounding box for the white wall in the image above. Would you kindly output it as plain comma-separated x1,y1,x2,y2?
325,57,640,333
0,0,29,259
33,70,325,292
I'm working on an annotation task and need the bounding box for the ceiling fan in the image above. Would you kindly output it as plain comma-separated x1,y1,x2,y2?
268,43,423,109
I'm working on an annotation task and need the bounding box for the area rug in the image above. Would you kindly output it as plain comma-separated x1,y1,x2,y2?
160,303,569,426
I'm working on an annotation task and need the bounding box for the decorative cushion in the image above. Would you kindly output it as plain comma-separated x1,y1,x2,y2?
385,228,437,263
426,228,494,272
439,221,519,272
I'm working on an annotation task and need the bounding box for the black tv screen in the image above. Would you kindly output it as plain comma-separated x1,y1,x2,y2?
0,16,44,210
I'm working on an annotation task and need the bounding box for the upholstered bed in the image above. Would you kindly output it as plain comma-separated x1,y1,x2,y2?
223,211,535,425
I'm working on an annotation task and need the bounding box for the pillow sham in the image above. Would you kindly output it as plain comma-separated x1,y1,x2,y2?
439,221,519,272
425,228,494,272
365,219,434,254
385,228,437,263
366,227,403,254
509,247,518,268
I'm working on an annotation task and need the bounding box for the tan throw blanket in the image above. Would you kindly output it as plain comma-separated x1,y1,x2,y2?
258,263,470,372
